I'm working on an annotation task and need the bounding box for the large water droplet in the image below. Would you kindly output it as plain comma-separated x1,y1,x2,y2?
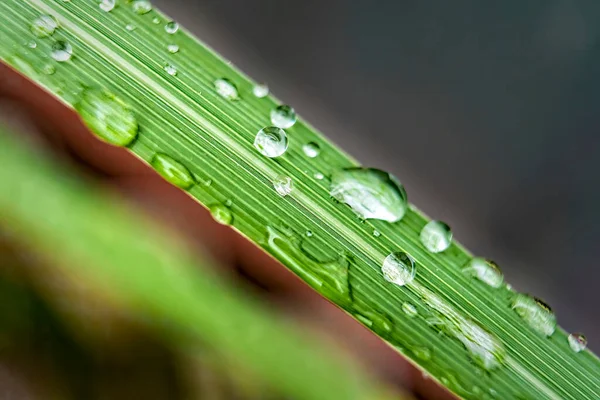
420,220,452,253
330,168,408,222
270,105,297,128
462,258,504,288
164,63,177,76
511,294,556,337
381,252,415,286
31,15,58,38
253,84,269,98
302,142,320,158
167,44,179,54
132,1,152,14
99,0,116,12
75,88,138,147
354,310,393,338
151,153,195,189
254,127,288,158
51,40,72,62
273,175,293,197
214,78,238,100
209,204,233,225
567,333,587,353
165,21,179,34
402,302,418,317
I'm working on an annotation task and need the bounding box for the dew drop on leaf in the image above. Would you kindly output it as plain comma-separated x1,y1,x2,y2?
511,294,556,337
270,105,297,128
330,168,408,222
462,257,504,288
214,78,238,100
75,88,139,147
402,302,418,317
273,175,293,197
151,153,195,190
568,333,587,352
165,21,179,34
132,1,152,15
167,44,179,54
372,229,381,237
209,204,233,225
31,15,58,38
164,63,177,76
99,0,116,12
302,142,320,158
254,127,288,158
125,23,136,31
253,84,269,98
381,251,415,286
314,172,324,180
51,40,72,62
420,220,452,253
27,41,37,49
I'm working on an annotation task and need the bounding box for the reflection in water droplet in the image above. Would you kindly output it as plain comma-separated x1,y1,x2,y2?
99,0,116,12
372,229,381,237
209,204,233,225
125,23,136,31
151,153,195,189
75,88,138,147
51,40,72,62
382,252,415,286
214,78,238,100
302,142,320,158
253,84,269,98
165,21,179,34
568,333,587,352
330,168,408,222
132,1,152,14
462,258,504,288
270,105,297,128
254,127,288,158
167,44,179,54
420,220,452,253
314,172,324,180
511,294,556,337
164,63,177,76
31,15,58,38
402,302,418,317
273,175,293,197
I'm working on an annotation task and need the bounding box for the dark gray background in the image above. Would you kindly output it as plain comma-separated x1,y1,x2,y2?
155,0,600,349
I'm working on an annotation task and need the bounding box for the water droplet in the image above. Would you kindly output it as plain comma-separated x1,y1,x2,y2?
305,230,313,237
214,78,238,100
165,21,179,34
253,84,269,98
382,252,415,286
462,258,504,288
27,41,37,49
567,333,587,353
302,142,320,158
164,63,177,76
31,15,58,38
99,0,116,12
151,153,195,189
402,302,418,317
224,199,233,207
314,172,324,180
51,40,73,62
125,23,136,31
511,294,556,337
41,64,55,75
254,127,288,158
75,88,138,147
270,105,297,128
167,44,179,54
420,220,452,253
273,175,293,197
132,1,152,14
372,229,381,237
209,204,233,225
330,168,408,222
354,310,393,338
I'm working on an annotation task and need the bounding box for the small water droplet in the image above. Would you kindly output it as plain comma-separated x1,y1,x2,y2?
132,1,152,14
31,15,58,38
314,172,324,180
167,44,179,54
99,0,116,12
41,63,55,75
330,168,408,222
214,78,238,100
224,199,233,207
372,229,381,237
511,294,556,337
302,142,320,158
125,23,136,31
381,252,415,286
164,63,177,76
270,105,296,128
209,204,233,225
567,333,587,352
165,21,179,34
462,258,504,288
305,230,313,237
51,40,72,62
254,127,288,158
354,310,393,338
75,88,138,147
402,302,418,317
27,40,37,49
420,220,452,253
253,84,269,98
273,175,293,197
151,153,195,189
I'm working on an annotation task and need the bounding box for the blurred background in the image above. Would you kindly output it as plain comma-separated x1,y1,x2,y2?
150,0,600,347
